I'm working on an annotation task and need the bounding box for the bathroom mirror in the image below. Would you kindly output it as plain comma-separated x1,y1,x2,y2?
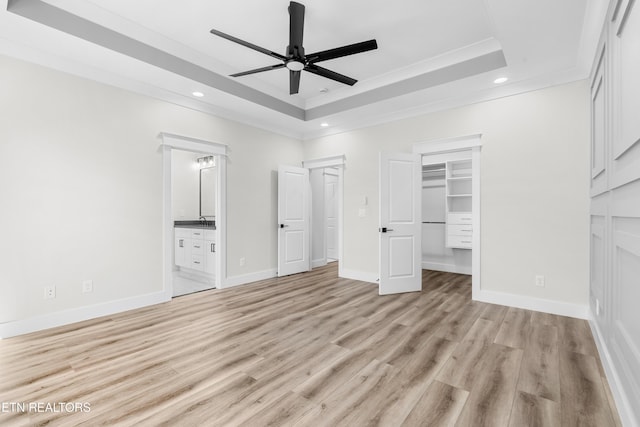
199,166,216,218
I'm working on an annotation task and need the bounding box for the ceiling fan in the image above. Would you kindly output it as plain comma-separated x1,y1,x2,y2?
210,1,378,95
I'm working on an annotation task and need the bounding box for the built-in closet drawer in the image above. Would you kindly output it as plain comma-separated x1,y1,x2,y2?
447,235,472,249
447,213,472,225
447,224,473,235
446,213,472,249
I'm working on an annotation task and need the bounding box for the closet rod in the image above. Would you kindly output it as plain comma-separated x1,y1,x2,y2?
422,221,446,224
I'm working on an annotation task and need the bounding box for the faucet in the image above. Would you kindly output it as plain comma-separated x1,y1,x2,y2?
199,216,207,226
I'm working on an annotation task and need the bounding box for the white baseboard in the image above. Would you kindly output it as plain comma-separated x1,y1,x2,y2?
590,317,639,427
422,261,471,275
339,268,378,284
0,291,168,339
176,268,215,285
222,268,278,289
312,258,327,268
475,289,589,319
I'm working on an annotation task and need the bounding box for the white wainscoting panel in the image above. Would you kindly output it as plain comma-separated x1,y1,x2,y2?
588,1,640,425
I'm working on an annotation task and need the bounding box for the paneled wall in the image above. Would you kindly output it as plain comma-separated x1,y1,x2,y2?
589,1,640,425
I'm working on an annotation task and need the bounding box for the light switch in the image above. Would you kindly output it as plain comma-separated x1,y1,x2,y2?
358,208,366,218
361,196,368,206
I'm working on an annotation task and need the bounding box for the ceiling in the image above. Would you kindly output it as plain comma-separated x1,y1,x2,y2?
0,0,608,139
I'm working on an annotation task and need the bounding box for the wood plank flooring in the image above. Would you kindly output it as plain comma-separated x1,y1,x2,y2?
0,264,623,426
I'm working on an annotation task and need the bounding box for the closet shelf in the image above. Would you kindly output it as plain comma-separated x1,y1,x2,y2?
447,194,472,198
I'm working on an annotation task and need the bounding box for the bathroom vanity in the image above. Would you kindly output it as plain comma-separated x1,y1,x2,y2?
174,221,216,286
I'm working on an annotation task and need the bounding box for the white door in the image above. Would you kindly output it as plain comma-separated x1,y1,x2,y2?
278,165,311,277
379,152,422,295
325,170,339,261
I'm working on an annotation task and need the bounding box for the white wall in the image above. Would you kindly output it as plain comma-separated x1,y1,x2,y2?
171,150,200,220
0,54,302,329
304,80,590,308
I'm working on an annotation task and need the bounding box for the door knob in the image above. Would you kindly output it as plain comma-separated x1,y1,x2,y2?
379,227,394,233
280,224,289,228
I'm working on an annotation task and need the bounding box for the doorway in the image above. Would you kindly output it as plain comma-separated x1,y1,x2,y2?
414,135,481,299
305,156,344,277
377,135,481,296
160,133,227,299
170,149,218,296
310,167,340,267
276,155,345,278
421,154,472,275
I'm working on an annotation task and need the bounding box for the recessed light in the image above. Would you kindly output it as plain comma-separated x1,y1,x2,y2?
493,77,508,84
192,91,204,97
320,122,329,127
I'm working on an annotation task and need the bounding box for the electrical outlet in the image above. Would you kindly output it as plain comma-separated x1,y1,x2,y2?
535,275,545,287
239,257,245,266
44,286,56,299
82,280,93,293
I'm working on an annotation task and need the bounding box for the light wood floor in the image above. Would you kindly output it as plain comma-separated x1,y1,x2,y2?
0,264,623,426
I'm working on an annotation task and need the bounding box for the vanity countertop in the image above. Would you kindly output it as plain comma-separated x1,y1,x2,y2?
174,220,216,230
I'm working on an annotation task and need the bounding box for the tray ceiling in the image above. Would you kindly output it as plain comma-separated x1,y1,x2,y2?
1,0,606,139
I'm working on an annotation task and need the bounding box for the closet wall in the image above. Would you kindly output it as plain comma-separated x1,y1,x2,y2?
589,0,640,425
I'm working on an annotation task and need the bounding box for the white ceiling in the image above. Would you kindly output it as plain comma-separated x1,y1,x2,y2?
0,0,608,139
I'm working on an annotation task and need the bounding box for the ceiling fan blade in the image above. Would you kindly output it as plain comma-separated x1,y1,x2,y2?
210,28,287,61
304,64,357,86
230,63,286,77
288,2,305,57
290,70,301,95
306,39,378,64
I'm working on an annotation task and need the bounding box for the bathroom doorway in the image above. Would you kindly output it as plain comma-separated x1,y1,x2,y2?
171,149,218,296
160,133,227,299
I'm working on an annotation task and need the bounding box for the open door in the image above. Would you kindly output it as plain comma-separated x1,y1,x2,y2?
379,152,422,294
278,165,311,277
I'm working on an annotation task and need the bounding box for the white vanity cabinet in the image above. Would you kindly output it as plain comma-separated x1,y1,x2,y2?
174,227,216,277
175,228,192,268
189,229,205,271
203,230,216,275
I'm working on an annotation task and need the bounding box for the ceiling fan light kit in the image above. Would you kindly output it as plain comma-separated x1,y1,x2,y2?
209,1,378,95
